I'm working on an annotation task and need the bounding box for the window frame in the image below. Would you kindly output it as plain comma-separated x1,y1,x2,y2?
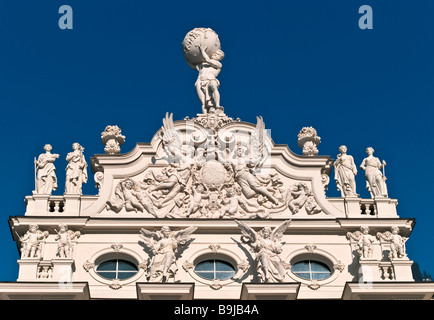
194,258,236,281
291,259,332,281
96,258,139,281
285,249,341,286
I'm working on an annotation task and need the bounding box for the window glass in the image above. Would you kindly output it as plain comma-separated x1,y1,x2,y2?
96,259,138,280
291,260,332,281
195,259,236,280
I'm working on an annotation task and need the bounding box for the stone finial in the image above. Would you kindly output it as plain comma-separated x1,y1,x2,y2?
297,127,321,156
101,125,125,154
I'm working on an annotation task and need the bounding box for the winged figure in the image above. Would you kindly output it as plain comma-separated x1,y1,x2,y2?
160,112,184,164
231,117,279,206
235,219,291,283
139,225,197,282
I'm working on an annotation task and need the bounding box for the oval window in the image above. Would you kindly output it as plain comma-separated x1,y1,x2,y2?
291,260,332,280
96,259,138,280
194,259,236,281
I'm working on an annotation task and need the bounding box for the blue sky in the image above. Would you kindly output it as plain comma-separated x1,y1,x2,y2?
0,0,433,281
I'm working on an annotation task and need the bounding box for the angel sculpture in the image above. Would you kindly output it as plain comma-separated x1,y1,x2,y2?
158,112,184,164
231,116,279,206
235,220,291,283
139,225,197,282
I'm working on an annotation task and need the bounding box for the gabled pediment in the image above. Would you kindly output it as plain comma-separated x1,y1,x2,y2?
85,111,343,218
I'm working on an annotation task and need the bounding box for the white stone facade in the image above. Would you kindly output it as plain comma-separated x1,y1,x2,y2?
0,27,433,300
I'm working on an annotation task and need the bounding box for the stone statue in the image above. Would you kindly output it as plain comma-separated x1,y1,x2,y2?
65,143,88,195
230,117,279,206
106,178,157,216
231,146,279,206
360,147,387,198
288,182,310,214
185,184,208,217
54,223,81,258
235,220,291,283
139,225,197,282
34,144,59,195
346,226,376,259
182,28,224,114
17,225,49,258
148,163,192,209
334,145,358,197
377,227,408,260
194,43,224,114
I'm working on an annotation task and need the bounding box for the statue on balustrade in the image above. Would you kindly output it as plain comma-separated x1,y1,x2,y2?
334,145,358,197
360,147,387,198
65,143,88,195
34,144,59,195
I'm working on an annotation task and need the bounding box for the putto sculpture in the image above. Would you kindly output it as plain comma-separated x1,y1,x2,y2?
34,144,60,195
346,226,376,259
54,223,81,258
377,226,408,260
182,28,224,114
360,147,387,198
139,225,197,282
334,145,358,197
17,225,49,259
235,220,291,283
65,142,88,195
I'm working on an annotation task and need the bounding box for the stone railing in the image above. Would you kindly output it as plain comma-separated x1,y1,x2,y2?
328,197,398,218
24,194,98,216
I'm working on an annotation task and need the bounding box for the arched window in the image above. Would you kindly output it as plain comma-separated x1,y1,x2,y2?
194,259,236,280
291,260,332,280
96,259,138,280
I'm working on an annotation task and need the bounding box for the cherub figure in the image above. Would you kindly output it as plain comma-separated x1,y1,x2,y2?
288,182,310,214
235,220,291,283
220,187,259,219
139,225,197,282
17,225,49,258
54,223,81,258
305,195,322,215
347,226,376,259
186,184,208,217
195,44,224,114
377,226,408,260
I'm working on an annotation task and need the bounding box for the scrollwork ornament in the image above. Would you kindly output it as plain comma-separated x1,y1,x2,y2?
210,279,222,290
83,260,95,272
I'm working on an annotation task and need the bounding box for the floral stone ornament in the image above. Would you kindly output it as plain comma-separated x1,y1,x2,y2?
297,127,321,156
101,125,126,154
